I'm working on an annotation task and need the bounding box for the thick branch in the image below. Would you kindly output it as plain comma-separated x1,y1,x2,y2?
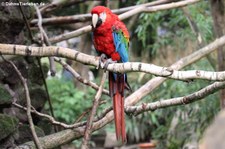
49,0,200,43
1,35,225,81
126,81,225,115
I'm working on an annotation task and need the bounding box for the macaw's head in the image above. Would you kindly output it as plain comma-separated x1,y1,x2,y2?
91,6,113,29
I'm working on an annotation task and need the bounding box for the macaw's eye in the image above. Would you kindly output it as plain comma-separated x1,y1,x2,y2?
99,12,106,23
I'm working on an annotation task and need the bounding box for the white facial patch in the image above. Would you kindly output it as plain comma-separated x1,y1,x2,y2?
99,12,106,23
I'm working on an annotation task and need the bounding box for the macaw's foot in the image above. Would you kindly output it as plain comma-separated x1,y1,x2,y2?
96,53,107,69
97,54,116,71
103,58,116,72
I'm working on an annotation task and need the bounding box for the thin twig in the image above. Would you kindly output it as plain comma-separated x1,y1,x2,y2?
81,71,107,149
13,99,107,129
54,57,109,95
182,7,216,70
74,108,92,123
12,102,74,128
34,5,57,133
16,0,39,44
39,0,85,14
34,5,56,76
1,56,43,149
16,0,57,139
74,100,107,123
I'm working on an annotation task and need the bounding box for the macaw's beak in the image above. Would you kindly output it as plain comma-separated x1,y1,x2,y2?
92,14,98,28
92,14,102,29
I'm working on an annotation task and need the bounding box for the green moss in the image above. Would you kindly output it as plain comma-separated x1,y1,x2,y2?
0,114,19,140
0,84,12,105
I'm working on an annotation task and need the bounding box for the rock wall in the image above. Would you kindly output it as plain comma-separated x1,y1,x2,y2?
0,0,50,148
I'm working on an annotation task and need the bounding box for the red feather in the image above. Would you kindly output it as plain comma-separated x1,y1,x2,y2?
109,72,126,142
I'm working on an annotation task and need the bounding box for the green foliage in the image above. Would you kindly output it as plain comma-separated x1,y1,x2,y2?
135,8,189,58
45,78,95,123
133,1,213,60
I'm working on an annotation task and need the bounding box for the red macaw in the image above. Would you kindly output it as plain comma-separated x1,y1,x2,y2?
91,6,131,143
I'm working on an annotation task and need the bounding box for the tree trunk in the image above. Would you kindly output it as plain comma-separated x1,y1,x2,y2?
210,0,225,108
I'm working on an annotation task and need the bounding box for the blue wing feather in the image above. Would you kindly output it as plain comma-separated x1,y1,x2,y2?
112,30,129,63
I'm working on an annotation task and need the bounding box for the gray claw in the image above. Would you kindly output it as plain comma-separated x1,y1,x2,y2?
100,53,107,61
97,54,116,71
97,54,107,69
103,58,116,71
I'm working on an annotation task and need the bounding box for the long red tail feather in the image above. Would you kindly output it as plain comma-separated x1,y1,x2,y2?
109,72,126,143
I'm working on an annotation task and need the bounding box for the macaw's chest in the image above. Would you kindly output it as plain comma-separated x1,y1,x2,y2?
93,31,116,57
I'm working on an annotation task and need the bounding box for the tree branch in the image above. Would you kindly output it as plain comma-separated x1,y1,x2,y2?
16,0,39,44
81,71,107,149
119,0,200,20
126,81,225,115
13,102,78,129
31,0,172,26
12,99,106,130
54,57,109,95
1,35,225,81
34,5,56,76
49,0,200,43
34,5,59,133
39,0,85,14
